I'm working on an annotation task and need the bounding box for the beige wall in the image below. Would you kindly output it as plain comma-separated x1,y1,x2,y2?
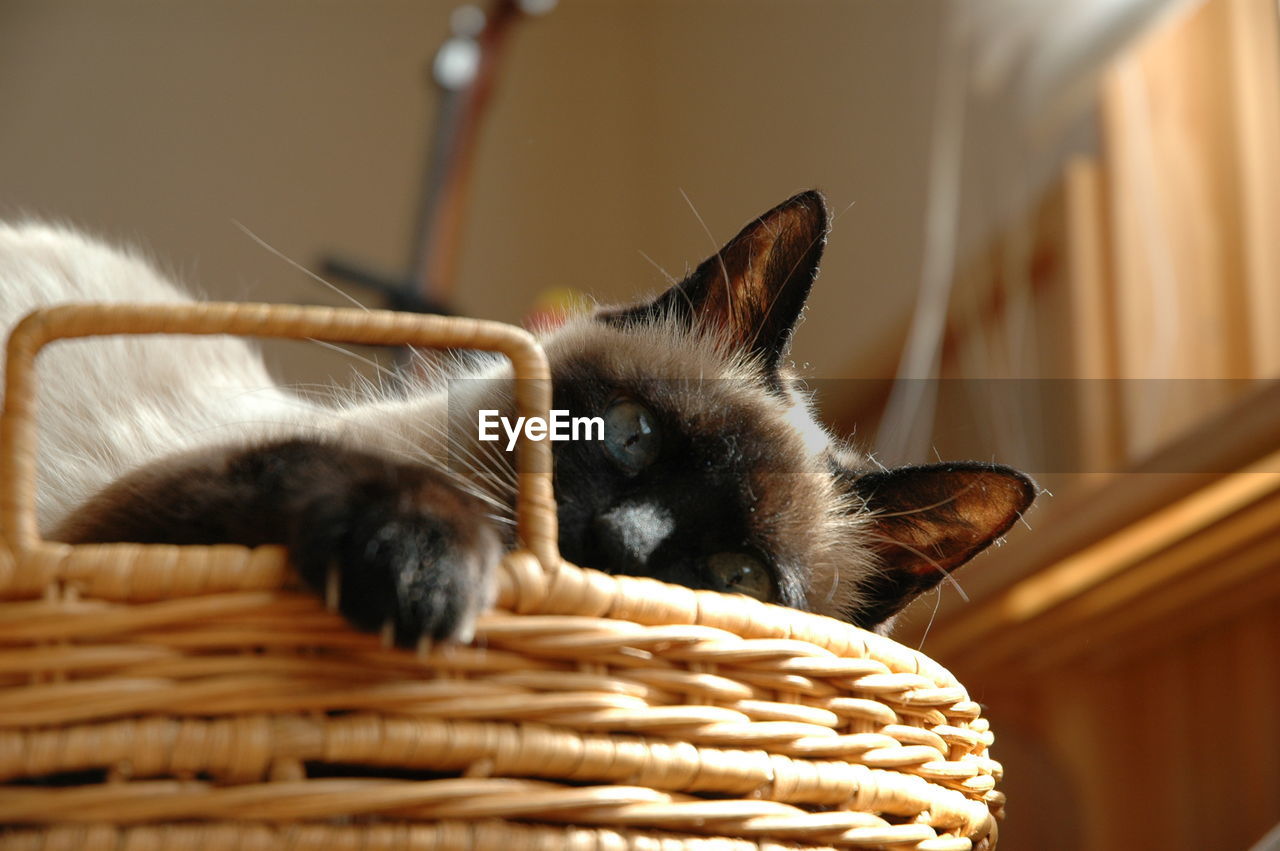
0,0,939,383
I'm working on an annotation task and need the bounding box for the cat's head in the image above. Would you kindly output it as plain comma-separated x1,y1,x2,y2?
538,191,1036,632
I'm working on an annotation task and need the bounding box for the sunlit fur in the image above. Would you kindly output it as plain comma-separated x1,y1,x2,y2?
0,223,322,530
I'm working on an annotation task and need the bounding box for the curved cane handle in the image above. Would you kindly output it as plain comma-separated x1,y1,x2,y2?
0,302,560,570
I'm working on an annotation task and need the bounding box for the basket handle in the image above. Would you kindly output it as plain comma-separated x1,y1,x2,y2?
0,302,560,570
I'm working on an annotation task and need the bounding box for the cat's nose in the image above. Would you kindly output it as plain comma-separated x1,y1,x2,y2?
593,500,674,569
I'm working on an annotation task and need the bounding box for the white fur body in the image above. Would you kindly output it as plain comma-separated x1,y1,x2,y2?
0,224,381,532
0,225,324,531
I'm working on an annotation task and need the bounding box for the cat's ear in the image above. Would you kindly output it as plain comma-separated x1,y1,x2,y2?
603,190,829,370
844,462,1037,629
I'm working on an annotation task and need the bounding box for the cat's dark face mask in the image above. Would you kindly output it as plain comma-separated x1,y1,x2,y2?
548,191,1036,630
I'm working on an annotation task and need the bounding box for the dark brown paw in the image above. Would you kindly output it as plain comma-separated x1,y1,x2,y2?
290,477,503,645
242,442,504,646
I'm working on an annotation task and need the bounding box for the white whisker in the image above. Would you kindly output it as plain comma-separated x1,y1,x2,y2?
232,220,370,311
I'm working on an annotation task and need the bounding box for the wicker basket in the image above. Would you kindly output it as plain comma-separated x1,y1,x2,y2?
0,303,1003,850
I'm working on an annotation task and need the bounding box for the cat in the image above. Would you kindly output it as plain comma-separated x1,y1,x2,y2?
0,191,1035,644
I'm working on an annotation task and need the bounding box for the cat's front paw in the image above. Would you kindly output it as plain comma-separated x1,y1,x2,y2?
59,438,506,645
288,468,504,646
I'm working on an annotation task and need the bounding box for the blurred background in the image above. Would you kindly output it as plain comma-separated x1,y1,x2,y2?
2,1,1279,848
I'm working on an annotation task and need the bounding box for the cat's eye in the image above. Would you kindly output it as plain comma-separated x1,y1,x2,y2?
602,398,661,474
707,552,774,602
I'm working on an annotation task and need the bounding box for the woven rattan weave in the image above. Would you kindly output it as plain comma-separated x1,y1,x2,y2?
0,304,1002,850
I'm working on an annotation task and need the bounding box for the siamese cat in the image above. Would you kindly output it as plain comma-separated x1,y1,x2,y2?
0,192,1035,643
